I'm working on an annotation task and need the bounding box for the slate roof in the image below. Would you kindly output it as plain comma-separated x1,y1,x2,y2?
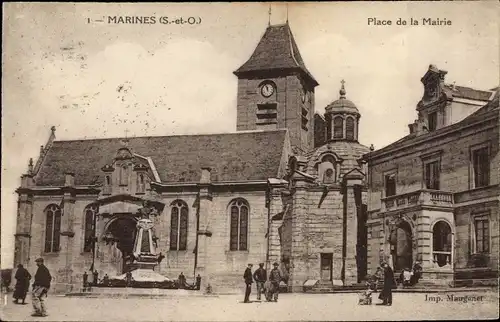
446,84,494,101
34,130,288,186
234,23,318,86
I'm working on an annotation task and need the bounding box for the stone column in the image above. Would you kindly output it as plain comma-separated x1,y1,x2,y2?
59,172,76,292
342,172,364,286
267,183,286,269
289,179,309,292
14,172,35,267
196,167,213,292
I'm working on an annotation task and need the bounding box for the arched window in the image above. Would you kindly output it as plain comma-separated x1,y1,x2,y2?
44,204,62,253
170,200,188,251
346,117,355,140
229,199,249,251
83,204,99,252
432,221,452,267
333,117,343,139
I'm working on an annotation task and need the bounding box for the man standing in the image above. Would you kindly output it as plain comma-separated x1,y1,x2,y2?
92,270,99,286
243,263,253,303
178,272,186,289
31,258,52,317
378,262,394,306
252,263,267,301
82,271,88,290
269,262,282,302
195,274,202,291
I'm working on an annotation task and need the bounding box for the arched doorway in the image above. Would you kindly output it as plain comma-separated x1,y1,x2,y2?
103,216,137,273
390,220,413,271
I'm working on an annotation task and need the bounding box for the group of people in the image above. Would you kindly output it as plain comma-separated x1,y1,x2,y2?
82,270,107,289
177,272,202,290
243,262,282,303
398,262,423,287
12,257,52,317
359,262,395,306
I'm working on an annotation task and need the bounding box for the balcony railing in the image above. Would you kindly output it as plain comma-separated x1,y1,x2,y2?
433,251,452,268
381,189,453,212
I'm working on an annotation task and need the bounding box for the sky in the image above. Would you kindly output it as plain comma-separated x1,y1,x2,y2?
1,2,498,268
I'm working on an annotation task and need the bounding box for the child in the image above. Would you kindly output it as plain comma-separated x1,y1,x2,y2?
358,275,376,305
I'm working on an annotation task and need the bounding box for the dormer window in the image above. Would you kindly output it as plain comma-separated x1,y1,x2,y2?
119,165,129,186
428,112,437,131
137,173,145,194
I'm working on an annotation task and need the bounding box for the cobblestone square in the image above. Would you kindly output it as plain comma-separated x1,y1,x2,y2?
1,291,498,321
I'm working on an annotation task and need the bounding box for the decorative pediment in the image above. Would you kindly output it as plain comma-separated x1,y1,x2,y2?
96,194,165,214
313,151,344,168
418,64,448,107
115,147,134,160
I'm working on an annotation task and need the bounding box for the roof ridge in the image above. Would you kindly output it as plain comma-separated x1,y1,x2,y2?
52,129,288,143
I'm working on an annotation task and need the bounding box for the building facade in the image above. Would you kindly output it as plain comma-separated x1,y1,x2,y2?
363,65,499,286
13,22,371,293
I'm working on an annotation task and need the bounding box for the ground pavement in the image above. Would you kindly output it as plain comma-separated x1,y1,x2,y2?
1,290,498,321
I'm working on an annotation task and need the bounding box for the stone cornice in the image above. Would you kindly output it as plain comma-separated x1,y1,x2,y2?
16,185,101,196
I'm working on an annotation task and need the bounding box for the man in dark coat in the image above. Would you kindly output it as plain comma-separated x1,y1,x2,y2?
243,263,253,303
31,258,52,317
378,262,394,306
253,263,267,301
269,262,282,302
178,272,186,289
92,270,99,286
83,271,88,289
195,274,202,290
13,264,31,304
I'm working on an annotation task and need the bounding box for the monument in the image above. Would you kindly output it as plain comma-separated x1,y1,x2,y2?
108,201,174,288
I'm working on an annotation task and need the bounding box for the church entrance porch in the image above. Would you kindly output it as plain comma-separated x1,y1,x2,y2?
102,215,137,274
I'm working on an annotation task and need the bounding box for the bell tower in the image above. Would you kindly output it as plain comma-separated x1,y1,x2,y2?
233,22,319,154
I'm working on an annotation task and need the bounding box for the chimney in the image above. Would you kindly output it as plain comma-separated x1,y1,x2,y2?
65,172,75,187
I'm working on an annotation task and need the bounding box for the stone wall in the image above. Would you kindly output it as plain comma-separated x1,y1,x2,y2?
21,188,272,293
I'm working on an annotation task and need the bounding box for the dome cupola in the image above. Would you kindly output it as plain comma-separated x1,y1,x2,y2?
324,80,361,142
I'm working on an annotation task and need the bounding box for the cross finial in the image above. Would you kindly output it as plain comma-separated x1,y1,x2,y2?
268,4,271,26
286,3,289,23
339,79,346,98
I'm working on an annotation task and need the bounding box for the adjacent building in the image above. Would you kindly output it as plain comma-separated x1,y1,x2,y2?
363,65,499,286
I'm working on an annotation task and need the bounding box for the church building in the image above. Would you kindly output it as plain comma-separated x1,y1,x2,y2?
14,22,369,293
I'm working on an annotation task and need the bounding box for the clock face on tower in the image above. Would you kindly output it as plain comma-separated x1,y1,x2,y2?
261,83,275,98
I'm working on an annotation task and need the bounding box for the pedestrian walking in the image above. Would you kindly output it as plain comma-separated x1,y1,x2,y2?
13,264,31,304
31,258,52,317
269,262,282,302
243,263,253,303
252,263,267,301
377,262,394,306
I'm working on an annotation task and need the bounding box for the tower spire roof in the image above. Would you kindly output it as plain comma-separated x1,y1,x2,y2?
234,23,318,87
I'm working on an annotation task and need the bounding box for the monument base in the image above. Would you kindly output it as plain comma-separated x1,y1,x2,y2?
108,268,176,289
